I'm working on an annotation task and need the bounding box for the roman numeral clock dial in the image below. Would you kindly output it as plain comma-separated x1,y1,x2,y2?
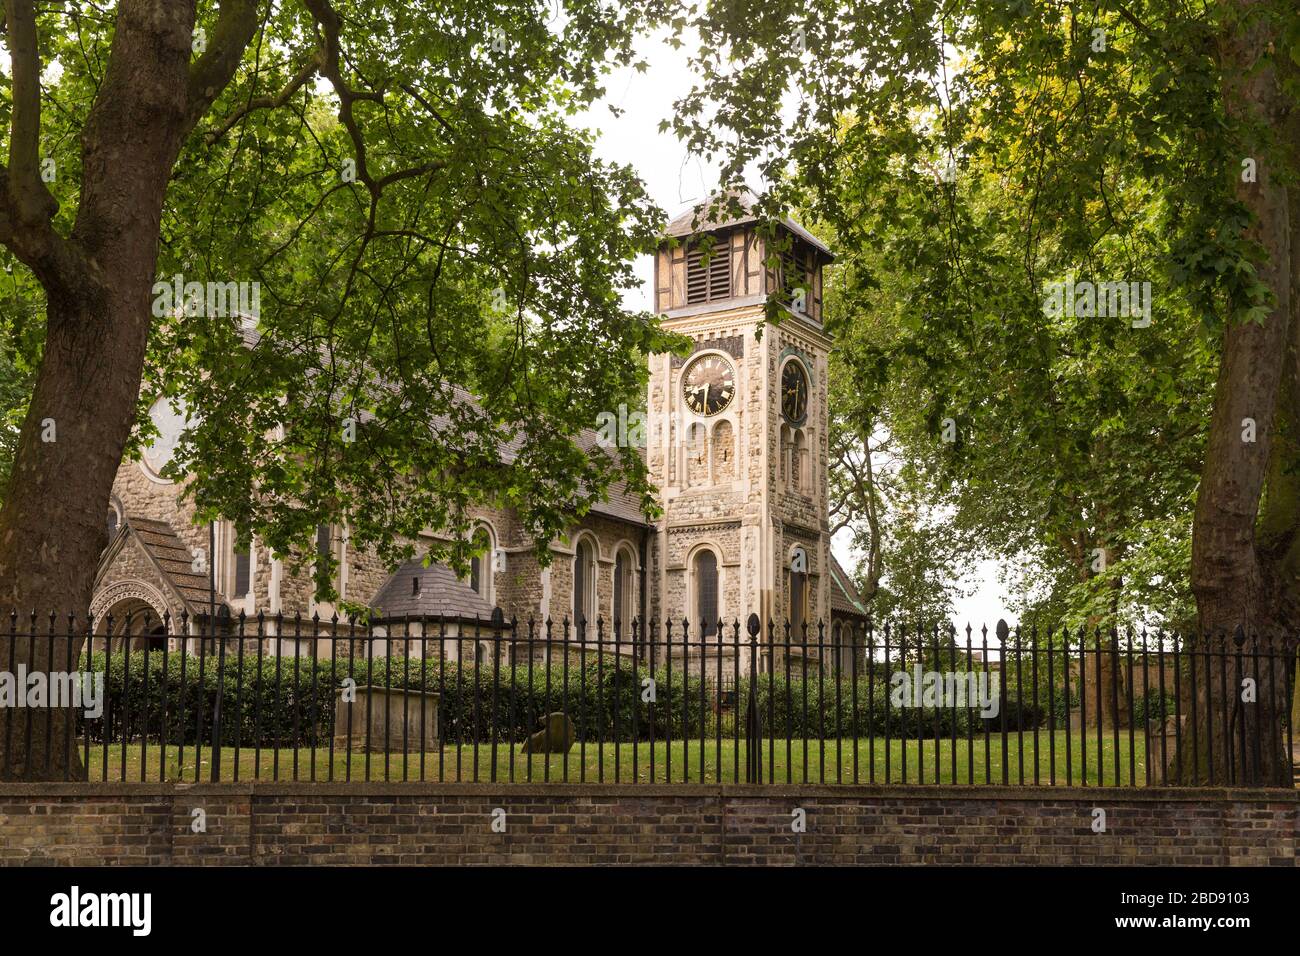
682,354,735,416
782,360,808,424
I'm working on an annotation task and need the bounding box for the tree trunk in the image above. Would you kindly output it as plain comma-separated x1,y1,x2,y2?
0,292,156,778
1184,2,1296,787
0,0,207,779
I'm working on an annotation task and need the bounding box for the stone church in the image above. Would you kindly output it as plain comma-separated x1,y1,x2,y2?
91,193,868,671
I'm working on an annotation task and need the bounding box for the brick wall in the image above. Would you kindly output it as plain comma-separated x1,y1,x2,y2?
0,784,1293,866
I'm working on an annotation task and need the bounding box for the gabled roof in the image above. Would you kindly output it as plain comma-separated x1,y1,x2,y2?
129,517,217,612
369,558,497,621
663,189,835,262
829,552,869,620
95,515,218,616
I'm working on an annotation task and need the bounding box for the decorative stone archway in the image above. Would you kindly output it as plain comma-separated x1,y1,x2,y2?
90,580,176,652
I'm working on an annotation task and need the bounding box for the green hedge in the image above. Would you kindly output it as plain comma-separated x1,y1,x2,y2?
82,651,1065,747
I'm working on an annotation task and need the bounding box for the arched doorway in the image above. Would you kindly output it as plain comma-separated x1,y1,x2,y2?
92,585,174,653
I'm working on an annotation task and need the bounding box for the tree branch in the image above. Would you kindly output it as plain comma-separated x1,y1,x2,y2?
0,0,82,294
186,0,262,133
300,0,384,195
4,0,56,223
204,48,323,145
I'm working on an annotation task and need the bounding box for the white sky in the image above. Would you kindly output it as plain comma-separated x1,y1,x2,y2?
575,30,1010,630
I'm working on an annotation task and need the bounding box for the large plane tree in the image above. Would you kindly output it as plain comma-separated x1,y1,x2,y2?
0,0,675,779
671,0,1299,785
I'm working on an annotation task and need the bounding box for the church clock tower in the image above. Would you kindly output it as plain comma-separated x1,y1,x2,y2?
645,192,835,673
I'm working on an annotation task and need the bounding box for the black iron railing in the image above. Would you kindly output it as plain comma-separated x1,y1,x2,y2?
0,611,1294,787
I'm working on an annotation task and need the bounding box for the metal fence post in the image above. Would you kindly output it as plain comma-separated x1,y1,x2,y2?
746,613,761,784
211,605,229,782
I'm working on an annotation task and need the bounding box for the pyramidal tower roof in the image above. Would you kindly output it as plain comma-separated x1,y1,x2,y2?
662,189,834,262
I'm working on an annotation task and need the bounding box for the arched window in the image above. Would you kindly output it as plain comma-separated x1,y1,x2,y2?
712,419,734,480
614,547,636,630
789,568,807,638
465,522,496,605
693,549,718,636
233,541,251,596
573,537,596,626
792,430,807,491
685,421,709,487
218,520,253,604
779,424,792,488
106,506,120,539
312,522,343,602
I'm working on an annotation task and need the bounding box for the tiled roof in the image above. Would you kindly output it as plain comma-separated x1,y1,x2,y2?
369,559,497,621
829,552,869,620
126,516,216,613
574,434,650,525
243,339,651,527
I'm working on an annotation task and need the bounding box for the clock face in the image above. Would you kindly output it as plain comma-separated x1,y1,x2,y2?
682,354,735,416
781,361,808,423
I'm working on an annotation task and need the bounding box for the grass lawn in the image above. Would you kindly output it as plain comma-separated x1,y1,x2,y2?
82,730,1158,786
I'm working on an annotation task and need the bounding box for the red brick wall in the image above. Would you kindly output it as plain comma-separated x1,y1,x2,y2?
0,783,1293,866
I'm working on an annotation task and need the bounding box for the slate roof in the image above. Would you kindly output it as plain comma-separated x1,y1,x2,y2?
126,516,216,614
829,552,869,621
427,383,650,526
369,559,497,621
238,334,650,527
663,189,835,262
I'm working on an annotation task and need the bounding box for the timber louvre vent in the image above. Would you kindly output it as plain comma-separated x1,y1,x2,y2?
686,243,732,304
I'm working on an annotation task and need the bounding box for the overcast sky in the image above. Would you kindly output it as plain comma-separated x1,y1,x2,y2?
572,29,1012,630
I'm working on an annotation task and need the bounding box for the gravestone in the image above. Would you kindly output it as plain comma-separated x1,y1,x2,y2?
334,685,440,752
1146,714,1184,775
519,712,576,755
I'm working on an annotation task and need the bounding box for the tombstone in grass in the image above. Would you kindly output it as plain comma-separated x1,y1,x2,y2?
334,685,441,753
520,712,576,755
